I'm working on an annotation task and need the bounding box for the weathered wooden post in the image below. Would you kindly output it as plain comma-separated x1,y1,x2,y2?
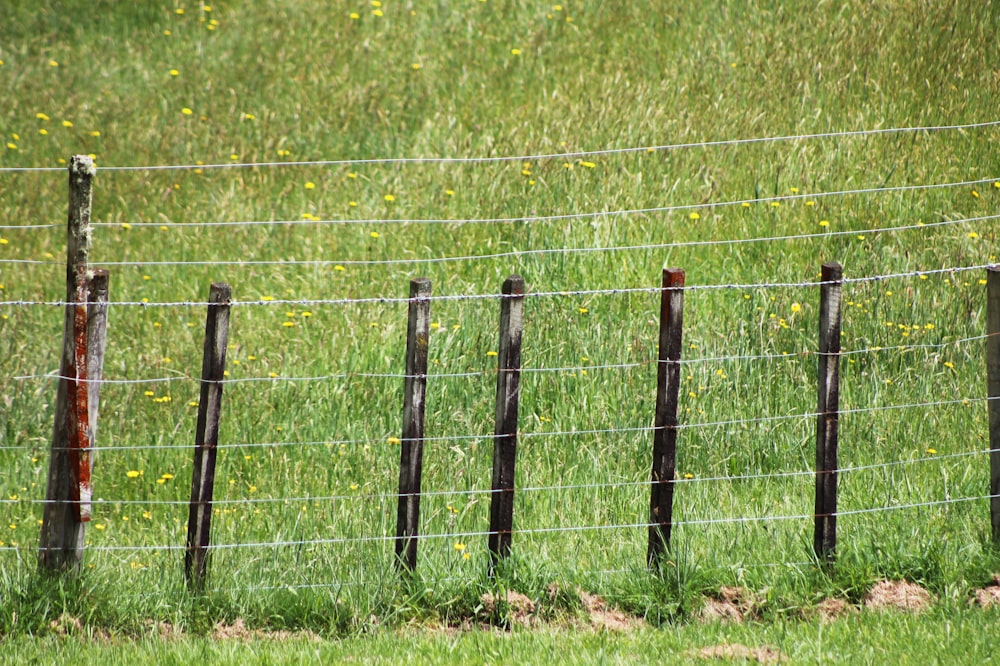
395,278,431,572
488,275,525,573
814,262,843,563
86,269,110,458
648,268,684,567
986,267,1000,544
185,282,232,589
39,155,102,573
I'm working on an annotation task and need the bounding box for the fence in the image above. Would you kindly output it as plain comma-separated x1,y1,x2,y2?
1,123,998,595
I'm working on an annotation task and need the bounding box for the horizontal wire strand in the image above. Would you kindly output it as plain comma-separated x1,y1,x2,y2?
2,119,998,174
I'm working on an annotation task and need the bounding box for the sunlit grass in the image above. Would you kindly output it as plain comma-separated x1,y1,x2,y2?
0,0,999,649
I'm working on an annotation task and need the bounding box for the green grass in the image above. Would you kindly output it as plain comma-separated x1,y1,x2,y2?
1,0,1000,658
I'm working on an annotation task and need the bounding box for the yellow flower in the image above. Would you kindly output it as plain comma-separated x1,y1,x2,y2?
373,9,383,16
487,350,498,357
334,265,346,271
689,212,700,220
89,130,100,137
412,63,422,70
511,48,522,55
169,69,179,76
94,524,106,530
968,232,979,239
579,161,596,168
350,12,360,19
282,321,295,327
181,107,193,115
388,437,401,444
175,7,185,14
926,448,937,455
304,181,316,189
790,302,801,313
384,194,395,202
48,60,59,67
36,112,50,121
62,120,73,127
370,231,380,238
161,473,174,480
453,542,466,551
126,470,141,479
38,129,48,135
819,220,830,227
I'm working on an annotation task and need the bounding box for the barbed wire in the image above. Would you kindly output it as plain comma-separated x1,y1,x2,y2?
1,119,997,175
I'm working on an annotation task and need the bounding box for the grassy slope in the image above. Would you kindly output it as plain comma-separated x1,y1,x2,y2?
1,0,1000,657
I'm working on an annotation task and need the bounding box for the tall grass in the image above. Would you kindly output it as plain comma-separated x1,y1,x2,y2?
0,0,999,635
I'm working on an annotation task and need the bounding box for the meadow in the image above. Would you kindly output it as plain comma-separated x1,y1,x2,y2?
1,0,1000,661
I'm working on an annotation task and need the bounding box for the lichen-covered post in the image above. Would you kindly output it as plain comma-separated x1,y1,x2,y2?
39,155,96,573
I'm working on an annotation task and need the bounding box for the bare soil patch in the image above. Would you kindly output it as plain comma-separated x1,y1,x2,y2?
698,586,759,623
972,574,1000,608
480,590,537,627
863,580,932,613
212,617,320,641
814,598,857,622
693,643,788,663
577,589,644,631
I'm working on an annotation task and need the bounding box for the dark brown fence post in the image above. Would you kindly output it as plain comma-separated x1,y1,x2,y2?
488,275,525,573
395,277,431,571
814,262,843,563
648,268,685,567
39,155,96,573
185,282,232,589
986,267,1000,544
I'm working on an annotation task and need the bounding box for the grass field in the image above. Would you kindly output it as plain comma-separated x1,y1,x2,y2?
2,0,1000,660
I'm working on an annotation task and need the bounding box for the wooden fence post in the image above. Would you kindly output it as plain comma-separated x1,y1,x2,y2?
39,155,97,573
185,282,232,589
986,267,1000,544
648,268,685,567
814,262,843,563
488,275,525,573
395,278,431,571
86,269,110,464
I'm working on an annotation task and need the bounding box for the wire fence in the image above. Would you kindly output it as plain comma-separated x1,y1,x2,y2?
1,119,998,590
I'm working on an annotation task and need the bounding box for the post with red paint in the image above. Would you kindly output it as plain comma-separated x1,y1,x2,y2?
40,155,99,573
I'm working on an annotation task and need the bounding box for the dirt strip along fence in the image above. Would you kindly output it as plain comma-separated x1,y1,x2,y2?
28,156,1000,589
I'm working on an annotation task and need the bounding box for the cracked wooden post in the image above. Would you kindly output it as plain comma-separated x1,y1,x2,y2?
648,267,684,567
488,275,525,574
986,267,1000,544
814,262,842,564
185,282,232,589
39,155,97,573
395,278,432,572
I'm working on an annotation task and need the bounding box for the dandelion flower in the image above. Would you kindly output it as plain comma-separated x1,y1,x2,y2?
689,212,700,220
511,48,522,55
181,107,193,115
383,194,395,202
350,12,360,19
126,470,141,479
36,112,50,121
304,181,316,189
